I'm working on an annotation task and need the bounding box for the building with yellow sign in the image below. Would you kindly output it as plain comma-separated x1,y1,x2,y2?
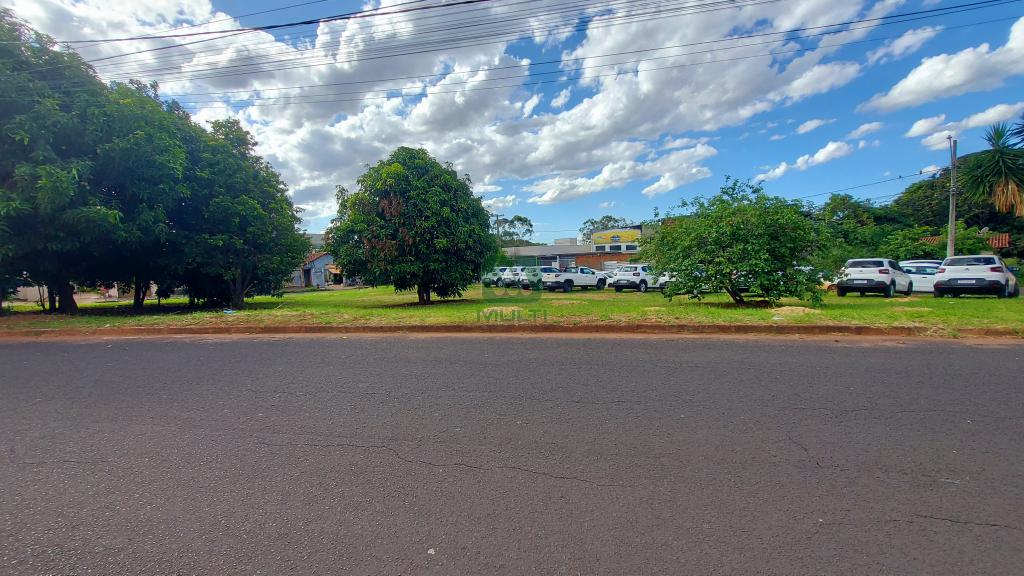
592,226,643,254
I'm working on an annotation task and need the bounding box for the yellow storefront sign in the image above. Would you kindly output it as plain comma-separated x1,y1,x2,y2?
592,229,641,245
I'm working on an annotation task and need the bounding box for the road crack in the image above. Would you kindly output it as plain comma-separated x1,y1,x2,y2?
912,514,1020,531
259,440,627,488
786,434,823,468
17,459,110,465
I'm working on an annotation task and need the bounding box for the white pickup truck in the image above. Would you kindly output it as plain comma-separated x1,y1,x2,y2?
542,266,607,292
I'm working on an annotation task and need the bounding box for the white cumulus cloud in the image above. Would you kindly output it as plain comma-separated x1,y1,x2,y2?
861,18,1024,112
866,26,943,65
906,102,1024,150
756,141,854,181
796,118,835,134
482,195,519,211
847,122,884,139
527,144,718,204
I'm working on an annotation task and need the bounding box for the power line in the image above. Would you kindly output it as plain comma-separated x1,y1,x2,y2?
85,0,651,78
73,0,338,51
13,0,761,82
17,3,1015,103
108,0,1019,87
162,13,1012,107
166,15,1016,110
796,168,943,201
58,0,502,43
93,0,779,82
82,0,443,63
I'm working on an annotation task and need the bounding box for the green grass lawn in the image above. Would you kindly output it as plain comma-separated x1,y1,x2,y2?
2,284,1022,335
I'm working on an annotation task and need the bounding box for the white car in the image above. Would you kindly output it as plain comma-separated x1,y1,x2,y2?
542,266,607,292
836,258,913,297
482,267,508,287
611,264,657,292
654,272,676,290
500,266,527,286
933,255,1020,298
899,260,944,293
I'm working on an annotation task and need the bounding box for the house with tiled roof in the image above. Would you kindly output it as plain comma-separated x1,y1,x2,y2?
290,251,336,288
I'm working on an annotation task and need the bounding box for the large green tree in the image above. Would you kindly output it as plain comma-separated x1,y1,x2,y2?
494,214,536,247
1,11,309,312
0,8,117,313
93,82,187,310
176,119,310,308
892,163,1024,258
327,147,495,304
642,178,825,305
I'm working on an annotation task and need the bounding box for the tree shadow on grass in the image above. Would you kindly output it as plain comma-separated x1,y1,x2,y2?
5,299,291,318
375,298,471,309
681,299,776,309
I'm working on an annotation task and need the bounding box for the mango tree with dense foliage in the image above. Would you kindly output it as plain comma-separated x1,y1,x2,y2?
327,147,495,304
642,178,826,305
0,10,309,312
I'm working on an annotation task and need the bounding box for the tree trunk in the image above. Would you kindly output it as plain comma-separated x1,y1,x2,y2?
228,267,251,309
132,277,147,312
45,286,55,313
417,285,431,305
55,282,78,314
724,285,745,305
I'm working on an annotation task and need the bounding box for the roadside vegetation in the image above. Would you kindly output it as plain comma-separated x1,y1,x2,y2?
0,10,309,312
1,286,1021,335
2,10,1023,327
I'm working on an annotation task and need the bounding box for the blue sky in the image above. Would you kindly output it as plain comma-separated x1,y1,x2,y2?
7,0,1024,242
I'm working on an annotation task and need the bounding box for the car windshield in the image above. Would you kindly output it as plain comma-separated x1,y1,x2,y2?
563,267,579,273
540,267,559,273
945,257,996,266
846,260,884,268
621,266,638,272
903,265,939,275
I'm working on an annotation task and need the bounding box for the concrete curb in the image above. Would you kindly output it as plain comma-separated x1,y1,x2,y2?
0,323,1021,340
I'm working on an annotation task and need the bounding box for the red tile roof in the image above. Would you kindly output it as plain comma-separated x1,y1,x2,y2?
920,233,1012,250
303,251,328,266
988,232,1012,249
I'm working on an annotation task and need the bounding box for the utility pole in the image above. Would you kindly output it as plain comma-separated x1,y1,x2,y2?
946,136,958,259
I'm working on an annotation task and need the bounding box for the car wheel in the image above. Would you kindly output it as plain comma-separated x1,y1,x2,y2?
1012,283,1021,298
837,288,847,297
933,289,943,298
614,286,623,293
904,282,913,296
562,281,573,293
883,282,894,298
638,281,648,293
596,280,606,290
997,283,1008,299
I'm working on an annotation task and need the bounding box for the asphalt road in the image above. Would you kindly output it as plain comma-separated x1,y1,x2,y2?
1,336,1023,575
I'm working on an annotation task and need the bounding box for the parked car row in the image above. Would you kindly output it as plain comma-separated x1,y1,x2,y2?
485,255,1020,299
835,256,1020,298
482,264,672,293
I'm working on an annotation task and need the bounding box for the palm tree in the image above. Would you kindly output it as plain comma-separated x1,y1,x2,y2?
959,123,1024,217
1010,112,1024,147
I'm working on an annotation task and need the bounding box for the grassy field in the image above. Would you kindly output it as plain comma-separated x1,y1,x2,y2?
1,284,1022,334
